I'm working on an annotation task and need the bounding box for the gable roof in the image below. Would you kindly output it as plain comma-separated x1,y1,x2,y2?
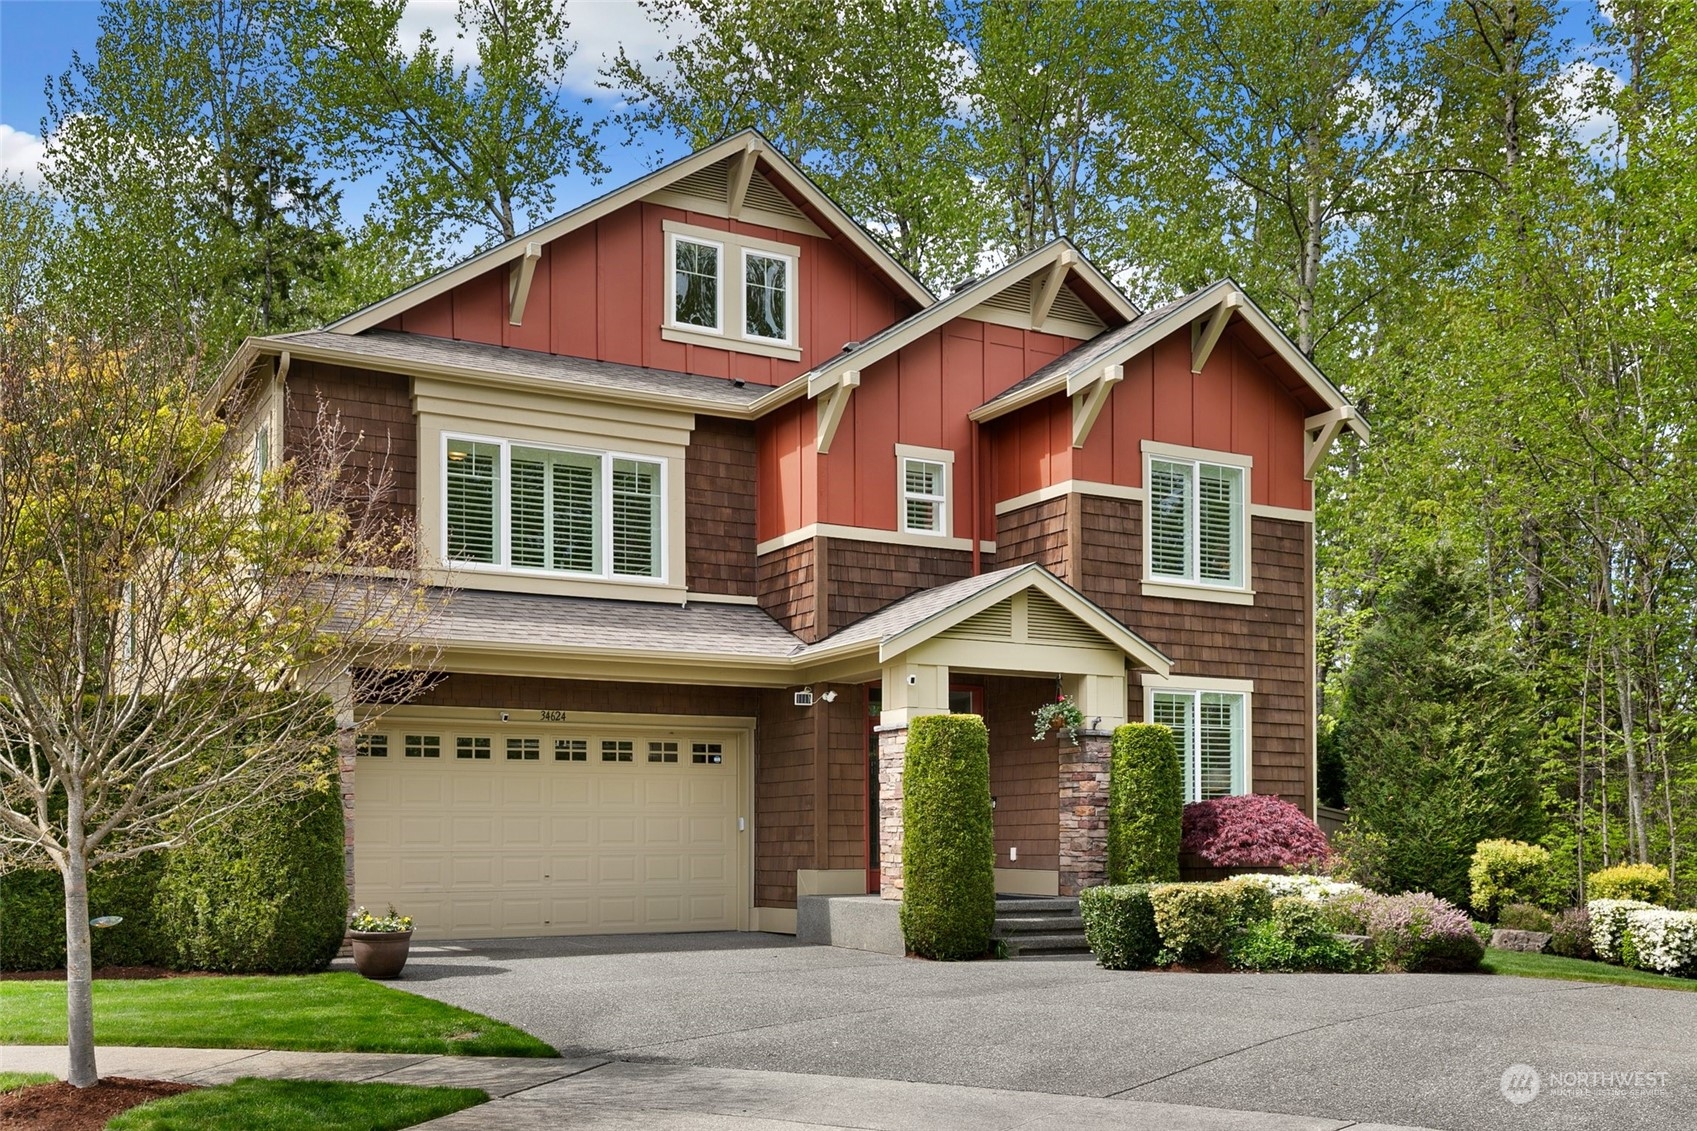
793,563,1172,675
970,279,1368,440
326,130,935,336
799,240,1140,388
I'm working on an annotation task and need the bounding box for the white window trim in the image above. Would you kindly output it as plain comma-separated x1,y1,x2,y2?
1141,440,1253,602
666,231,725,335
740,245,796,346
896,443,954,538
660,219,802,361
441,431,669,585
1142,680,1253,801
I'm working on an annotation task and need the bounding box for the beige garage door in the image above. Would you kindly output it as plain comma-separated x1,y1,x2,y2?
353,722,743,940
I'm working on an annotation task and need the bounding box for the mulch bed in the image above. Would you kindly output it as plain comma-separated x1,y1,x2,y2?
0,1077,196,1131
2,967,221,981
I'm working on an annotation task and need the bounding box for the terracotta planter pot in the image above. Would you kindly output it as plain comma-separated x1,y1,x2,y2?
350,928,413,979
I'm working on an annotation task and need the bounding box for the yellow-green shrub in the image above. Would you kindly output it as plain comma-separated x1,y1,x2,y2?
1468,839,1551,920
1587,864,1673,906
1149,880,1272,963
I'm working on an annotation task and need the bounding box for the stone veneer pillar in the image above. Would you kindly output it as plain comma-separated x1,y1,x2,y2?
332,678,358,908
1058,732,1112,896
877,725,908,899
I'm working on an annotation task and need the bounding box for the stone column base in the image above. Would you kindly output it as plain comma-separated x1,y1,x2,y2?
1058,732,1111,895
877,726,908,899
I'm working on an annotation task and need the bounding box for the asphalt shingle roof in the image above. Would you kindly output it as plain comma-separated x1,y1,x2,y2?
793,566,1033,657
272,329,770,411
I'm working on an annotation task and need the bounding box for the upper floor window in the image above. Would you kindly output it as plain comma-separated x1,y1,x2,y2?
896,444,953,536
1149,687,1247,802
662,220,800,361
1147,450,1246,589
444,435,664,580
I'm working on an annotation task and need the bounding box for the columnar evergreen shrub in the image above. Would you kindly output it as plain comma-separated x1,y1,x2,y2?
1589,899,1659,963
1468,839,1552,920
1587,864,1674,906
1180,795,1330,869
1079,884,1160,969
153,778,347,973
0,852,165,971
1106,723,1181,883
898,714,995,961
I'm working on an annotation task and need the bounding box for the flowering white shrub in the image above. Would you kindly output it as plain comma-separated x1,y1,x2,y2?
1620,909,1697,976
1588,899,1658,963
1237,874,1363,902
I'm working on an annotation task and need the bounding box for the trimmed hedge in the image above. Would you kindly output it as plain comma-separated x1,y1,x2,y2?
1106,724,1181,883
1079,884,1160,969
1230,895,1368,973
1587,863,1674,906
899,714,995,961
0,852,166,971
1468,839,1552,920
0,780,346,974
1148,879,1272,964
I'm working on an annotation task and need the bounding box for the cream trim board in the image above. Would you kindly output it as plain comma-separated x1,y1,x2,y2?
962,306,1107,340
993,868,1060,897
646,186,828,238
752,906,798,934
1143,683,1254,801
661,324,802,362
1142,448,1251,592
1251,503,1314,523
431,645,797,688
994,480,1144,516
1138,672,1255,693
1139,580,1256,606
1140,439,1254,469
685,592,761,606
797,869,869,897
755,523,994,556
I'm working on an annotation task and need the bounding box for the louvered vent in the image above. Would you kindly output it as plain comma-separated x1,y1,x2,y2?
976,276,1106,331
742,171,805,218
942,600,1014,642
977,277,1033,314
1049,284,1104,328
662,163,806,221
668,162,729,203
1026,593,1097,645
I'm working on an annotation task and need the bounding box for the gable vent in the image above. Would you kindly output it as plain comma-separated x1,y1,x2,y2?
976,276,1106,332
1026,592,1098,645
978,276,1033,315
742,171,806,219
942,600,1014,642
669,161,729,203
662,162,806,222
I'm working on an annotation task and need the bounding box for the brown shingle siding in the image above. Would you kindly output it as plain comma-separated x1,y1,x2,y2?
284,360,416,532
984,675,1060,872
757,540,817,640
825,539,977,634
757,689,814,907
686,416,757,596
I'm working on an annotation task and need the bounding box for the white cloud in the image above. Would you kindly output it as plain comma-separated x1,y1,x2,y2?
1558,60,1622,154
399,0,682,94
0,123,48,189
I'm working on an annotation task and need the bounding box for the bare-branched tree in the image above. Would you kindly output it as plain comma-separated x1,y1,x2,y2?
0,324,438,1087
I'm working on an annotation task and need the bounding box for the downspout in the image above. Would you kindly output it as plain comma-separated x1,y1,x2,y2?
971,420,982,576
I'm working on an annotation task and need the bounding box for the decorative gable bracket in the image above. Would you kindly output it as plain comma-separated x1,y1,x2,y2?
1190,290,1242,373
1304,404,1364,479
507,241,542,326
1030,248,1077,327
809,368,861,455
1067,362,1123,449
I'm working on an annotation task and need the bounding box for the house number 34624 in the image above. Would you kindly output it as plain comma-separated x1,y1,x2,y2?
539,710,568,722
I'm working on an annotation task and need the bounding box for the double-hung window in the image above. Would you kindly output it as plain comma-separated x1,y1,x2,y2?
444,436,664,580
1148,688,1248,802
663,221,799,359
896,445,952,536
1147,449,1247,589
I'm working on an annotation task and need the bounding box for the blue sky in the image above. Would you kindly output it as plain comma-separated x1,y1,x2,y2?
1,1,1614,239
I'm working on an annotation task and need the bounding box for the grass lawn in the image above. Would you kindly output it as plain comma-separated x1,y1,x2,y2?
106,1078,487,1131
0,1072,55,1092
0,972,556,1057
1483,949,1697,992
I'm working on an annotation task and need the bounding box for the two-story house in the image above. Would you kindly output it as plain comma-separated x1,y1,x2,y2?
216,131,1365,940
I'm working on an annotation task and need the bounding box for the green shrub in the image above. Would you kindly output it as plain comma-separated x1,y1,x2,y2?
898,714,995,961
1587,864,1674,906
1471,920,1494,949
1079,884,1160,969
1106,724,1182,883
0,853,166,971
1469,839,1552,920
1547,907,1594,960
1220,876,1275,926
1230,895,1370,972
153,779,347,973
1149,882,1238,963
1328,821,1393,892
1496,902,1553,932
1323,889,1484,972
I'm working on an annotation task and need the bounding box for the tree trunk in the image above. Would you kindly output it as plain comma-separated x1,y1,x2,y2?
63,809,99,1088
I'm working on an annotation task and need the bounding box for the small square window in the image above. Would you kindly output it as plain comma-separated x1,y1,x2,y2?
404,735,440,759
507,737,540,761
900,454,949,535
691,742,724,766
648,741,679,764
602,739,634,763
555,739,588,762
357,734,388,758
456,736,491,760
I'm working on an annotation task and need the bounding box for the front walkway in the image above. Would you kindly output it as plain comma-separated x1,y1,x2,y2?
0,1045,1426,1130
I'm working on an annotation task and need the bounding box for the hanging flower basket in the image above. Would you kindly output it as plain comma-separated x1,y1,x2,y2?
1032,694,1085,745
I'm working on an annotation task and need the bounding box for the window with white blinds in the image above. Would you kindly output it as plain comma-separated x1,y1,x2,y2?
1147,455,1245,588
900,456,949,535
1150,688,1246,802
444,435,664,580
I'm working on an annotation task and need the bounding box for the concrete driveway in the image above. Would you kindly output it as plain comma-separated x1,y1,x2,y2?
381,932,1697,1131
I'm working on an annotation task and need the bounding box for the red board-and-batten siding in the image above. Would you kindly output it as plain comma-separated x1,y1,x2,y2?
377,202,914,387
987,328,1314,514
756,319,1084,542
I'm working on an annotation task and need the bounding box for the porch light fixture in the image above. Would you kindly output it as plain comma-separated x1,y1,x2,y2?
819,690,838,703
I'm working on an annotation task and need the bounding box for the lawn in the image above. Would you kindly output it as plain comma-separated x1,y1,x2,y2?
106,1079,487,1131
0,973,556,1057
0,1072,55,1092
1483,949,1697,992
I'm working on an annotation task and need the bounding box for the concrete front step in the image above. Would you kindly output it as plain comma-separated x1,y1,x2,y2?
994,897,1079,914
993,896,1088,958
1001,932,1094,957
994,913,1085,935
